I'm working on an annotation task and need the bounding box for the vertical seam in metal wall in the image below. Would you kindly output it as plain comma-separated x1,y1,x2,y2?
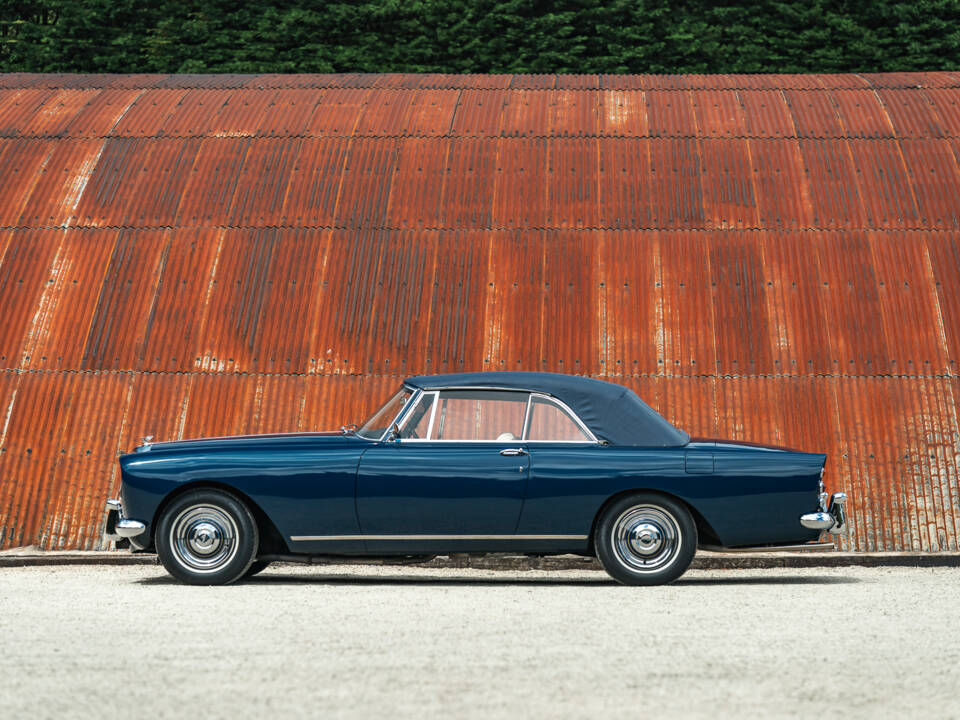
193,228,226,373
135,232,173,371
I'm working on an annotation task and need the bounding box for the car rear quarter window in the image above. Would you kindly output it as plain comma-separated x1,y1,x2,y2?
526,396,591,442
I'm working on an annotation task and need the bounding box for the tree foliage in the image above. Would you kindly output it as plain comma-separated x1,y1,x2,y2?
1,1,959,74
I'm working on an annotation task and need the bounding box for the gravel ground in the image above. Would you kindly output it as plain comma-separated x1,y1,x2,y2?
1,564,958,719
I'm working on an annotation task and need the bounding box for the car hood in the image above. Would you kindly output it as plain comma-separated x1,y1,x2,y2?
124,431,368,456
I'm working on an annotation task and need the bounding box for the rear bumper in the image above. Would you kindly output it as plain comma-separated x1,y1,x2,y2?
800,492,847,535
103,498,147,540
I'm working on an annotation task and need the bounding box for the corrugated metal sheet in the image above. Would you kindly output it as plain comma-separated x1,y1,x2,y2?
0,89,56,136
1,73,959,552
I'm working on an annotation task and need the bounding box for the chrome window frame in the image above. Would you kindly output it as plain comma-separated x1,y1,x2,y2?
397,390,439,440
381,386,599,445
373,386,424,442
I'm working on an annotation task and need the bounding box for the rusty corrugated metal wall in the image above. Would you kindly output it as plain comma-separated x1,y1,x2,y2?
1,72,958,552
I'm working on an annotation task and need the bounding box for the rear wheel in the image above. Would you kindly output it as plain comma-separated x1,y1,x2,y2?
595,493,697,586
156,489,258,586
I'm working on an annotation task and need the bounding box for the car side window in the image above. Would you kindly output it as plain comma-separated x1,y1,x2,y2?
526,396,592,442
433,390,529,441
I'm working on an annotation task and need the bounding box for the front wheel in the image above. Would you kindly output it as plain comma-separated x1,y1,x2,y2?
243,560,271,578
595,493,697,586
156,489,259,585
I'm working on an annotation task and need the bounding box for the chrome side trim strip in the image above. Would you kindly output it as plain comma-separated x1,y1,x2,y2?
290,534,589,542
700,541,835,553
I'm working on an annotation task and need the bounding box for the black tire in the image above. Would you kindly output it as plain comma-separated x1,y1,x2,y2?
155,489,259,586
595,492,697,586
243,560,271,578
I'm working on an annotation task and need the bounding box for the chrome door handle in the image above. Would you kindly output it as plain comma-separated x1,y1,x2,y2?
500,448,528,456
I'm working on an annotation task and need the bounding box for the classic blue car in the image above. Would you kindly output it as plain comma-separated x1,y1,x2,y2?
105,372,846,585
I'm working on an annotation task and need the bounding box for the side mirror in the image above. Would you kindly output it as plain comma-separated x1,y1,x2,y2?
389,423,401,442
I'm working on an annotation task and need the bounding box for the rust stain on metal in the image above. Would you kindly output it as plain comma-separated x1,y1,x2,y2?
1,73,959,552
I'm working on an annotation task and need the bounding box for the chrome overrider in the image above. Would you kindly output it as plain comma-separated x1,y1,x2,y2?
103,498,147,541
800,479,847,535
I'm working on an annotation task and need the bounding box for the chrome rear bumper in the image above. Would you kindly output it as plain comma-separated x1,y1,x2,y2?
104,498,146,540
800,492,847,535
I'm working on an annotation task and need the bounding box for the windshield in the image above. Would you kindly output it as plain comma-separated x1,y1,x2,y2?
355,388,412,440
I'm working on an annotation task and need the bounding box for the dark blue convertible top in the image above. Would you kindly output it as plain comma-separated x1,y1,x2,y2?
404,372,689,447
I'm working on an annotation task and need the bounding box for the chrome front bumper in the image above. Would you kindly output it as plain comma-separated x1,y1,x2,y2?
800,492,847,535
103,498,147,541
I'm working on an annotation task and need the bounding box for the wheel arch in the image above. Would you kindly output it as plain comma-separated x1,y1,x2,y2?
588,488,722,553
148,481,290,555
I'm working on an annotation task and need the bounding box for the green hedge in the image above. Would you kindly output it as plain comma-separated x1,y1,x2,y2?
2,1,959,74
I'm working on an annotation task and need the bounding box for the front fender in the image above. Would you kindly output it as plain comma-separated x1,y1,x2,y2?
119,441,368,551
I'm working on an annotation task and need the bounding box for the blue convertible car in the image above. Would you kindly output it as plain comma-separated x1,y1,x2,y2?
105,372,847,585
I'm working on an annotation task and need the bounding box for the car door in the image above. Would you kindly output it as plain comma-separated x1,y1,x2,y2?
356,389,531,553
515,394,603,545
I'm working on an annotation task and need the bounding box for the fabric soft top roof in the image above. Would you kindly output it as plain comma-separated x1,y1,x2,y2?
403,372,689,447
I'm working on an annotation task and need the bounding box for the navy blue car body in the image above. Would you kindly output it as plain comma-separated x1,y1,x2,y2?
111,372,843,575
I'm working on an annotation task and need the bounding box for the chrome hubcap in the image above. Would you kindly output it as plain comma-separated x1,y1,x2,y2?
628,522,663,556
612,505,681,573
187,521,222,554
170,505,238,573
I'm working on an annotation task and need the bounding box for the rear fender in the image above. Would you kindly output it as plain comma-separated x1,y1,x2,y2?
589,488,722,552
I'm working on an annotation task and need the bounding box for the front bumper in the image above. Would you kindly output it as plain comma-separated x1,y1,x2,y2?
800,492,847,535
103,498,147,541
